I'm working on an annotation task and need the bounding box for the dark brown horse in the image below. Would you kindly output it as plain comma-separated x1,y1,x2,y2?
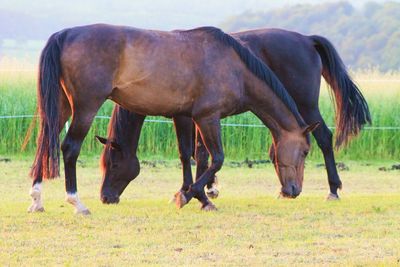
96,28,371,204
28,24,317,214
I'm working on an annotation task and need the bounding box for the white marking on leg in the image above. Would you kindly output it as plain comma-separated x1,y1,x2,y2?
206,183,219,199
28,183,44,212
66,193,91,215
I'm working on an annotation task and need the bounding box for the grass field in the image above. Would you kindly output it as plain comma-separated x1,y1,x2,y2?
1,60,399,265
1,157,399,266
0,63,399,160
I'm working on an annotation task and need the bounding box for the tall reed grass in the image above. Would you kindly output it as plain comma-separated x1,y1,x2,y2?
0,64,399,160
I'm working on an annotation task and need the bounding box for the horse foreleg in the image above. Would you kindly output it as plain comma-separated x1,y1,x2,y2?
173,116,195,193
303,110,342,200
175,117,223,211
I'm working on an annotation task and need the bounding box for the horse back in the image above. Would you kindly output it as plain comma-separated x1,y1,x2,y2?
233,29,323,108
59,24,243,117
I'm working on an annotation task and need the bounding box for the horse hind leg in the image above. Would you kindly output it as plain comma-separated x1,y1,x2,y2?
28,91,72,213
60,91,107,214
303,109,342,200
28,183,45,213
174,116,194,192
194,128,219,199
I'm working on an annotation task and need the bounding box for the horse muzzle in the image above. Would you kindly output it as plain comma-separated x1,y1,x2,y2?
280,183,301,198
100,188,120,204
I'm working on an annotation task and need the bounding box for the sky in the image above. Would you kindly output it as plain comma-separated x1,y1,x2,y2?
0,0,395,31
0,0,397,61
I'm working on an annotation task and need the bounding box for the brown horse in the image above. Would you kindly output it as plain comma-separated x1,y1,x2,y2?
97,28,370,204
28,24,318,214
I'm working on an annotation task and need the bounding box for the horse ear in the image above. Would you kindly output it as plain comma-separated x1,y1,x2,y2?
95,135,108,145
303,122,320,134
110,141,122,151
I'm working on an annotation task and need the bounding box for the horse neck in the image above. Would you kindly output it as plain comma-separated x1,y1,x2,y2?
261,110,300,141
247,83,305,140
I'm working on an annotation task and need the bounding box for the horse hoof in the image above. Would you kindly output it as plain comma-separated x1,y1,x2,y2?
201,202,217,211
169,195,176,204
174,191,187,209
326,193,340,201
76,209,91,215
168,190,184,204
206,187,219,199
27,205,45,213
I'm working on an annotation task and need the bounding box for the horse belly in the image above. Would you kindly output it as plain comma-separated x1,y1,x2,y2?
111,83,193,116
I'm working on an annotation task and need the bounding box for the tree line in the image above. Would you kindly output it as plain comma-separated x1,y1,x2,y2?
221,1,400,71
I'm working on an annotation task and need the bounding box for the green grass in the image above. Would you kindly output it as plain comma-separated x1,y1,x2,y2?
1,158,400,265
0,68,399,160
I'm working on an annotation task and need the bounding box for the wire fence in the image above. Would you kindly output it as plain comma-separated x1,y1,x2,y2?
1,114,399,130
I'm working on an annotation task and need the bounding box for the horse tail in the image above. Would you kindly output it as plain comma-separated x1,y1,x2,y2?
30,30,67,179
310,35,371,148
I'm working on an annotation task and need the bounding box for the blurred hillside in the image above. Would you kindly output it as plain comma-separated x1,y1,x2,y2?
0,0,398,70
221,1,400,71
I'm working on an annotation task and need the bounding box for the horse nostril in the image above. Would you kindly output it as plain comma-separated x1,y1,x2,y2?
101,193,119,204
291,185,296,195
291,184,301,197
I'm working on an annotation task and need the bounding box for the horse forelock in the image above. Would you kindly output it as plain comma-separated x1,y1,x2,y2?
100,105,132,171
108,105,134,143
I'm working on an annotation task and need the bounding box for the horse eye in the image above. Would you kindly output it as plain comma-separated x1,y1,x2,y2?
303,150,309,156
111,163,118,169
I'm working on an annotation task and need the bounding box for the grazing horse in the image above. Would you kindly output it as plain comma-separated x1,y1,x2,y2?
28,24,317,214
97,28,371,204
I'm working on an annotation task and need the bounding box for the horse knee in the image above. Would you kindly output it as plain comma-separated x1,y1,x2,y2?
211,155,224,172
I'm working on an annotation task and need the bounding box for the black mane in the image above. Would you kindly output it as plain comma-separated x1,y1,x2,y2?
108,105,135,142
100,105,135,170
201,27,304,126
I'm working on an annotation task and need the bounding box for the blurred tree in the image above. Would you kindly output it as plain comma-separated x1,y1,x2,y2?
221,1,400,71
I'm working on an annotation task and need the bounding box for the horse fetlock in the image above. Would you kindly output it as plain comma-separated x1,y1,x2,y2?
66,193,91,215
28,184,44,212
29,188,41,200
206,186,219,199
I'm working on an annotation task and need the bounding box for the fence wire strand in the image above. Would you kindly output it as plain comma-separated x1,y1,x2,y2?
0,114,399,130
